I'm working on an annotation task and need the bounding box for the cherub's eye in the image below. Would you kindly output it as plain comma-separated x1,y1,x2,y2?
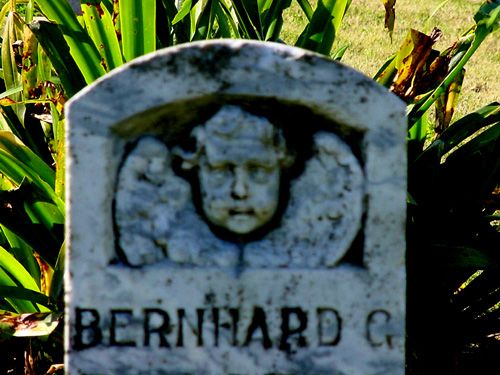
248,164,271,182
208,164,231,183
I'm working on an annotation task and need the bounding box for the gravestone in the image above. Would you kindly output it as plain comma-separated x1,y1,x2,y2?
65,40,407,374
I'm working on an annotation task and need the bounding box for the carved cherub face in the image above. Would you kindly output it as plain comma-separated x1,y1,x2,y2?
177,106,293,235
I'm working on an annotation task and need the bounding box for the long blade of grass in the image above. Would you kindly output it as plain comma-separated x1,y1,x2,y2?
82,1,124,71
34,0,106,83
101,0,113,12
119,0,156,61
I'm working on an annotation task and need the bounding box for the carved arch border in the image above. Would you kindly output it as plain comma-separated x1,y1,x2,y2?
66,40,407,275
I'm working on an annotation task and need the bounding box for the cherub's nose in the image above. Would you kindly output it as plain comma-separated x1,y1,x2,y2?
231,167,249,199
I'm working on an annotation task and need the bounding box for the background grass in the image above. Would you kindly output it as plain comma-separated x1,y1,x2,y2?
282,0,499,121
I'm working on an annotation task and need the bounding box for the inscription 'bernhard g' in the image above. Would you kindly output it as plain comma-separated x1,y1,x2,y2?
73,306,394,352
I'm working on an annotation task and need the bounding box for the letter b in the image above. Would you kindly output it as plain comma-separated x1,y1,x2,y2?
74,308,102,349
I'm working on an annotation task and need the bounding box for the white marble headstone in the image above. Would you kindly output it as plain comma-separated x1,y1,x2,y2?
66,40,407,374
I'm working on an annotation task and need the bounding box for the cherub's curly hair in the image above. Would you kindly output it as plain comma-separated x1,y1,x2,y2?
174,105,294,170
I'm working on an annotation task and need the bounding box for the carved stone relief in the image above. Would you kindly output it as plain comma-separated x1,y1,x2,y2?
66,40,406,374
115,105,364,268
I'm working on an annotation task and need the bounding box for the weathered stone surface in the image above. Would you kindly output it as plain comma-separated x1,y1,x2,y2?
66,40,407,374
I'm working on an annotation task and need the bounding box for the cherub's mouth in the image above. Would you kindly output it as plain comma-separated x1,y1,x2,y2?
229,208,255,216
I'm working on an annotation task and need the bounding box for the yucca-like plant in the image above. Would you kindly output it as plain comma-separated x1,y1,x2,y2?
0,0,497,373
374,1,500,372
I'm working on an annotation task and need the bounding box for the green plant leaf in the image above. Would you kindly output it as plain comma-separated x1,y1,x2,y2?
0,131,55,190
52,113,65,200
0,197,62,268
408,1,499,126
231,0,261,39
216,0,241,38
0,246,41,294
161,0,191,43
474,0,500,33
295,0,314,21
0,86,23,103
119,0,157,61
332,43,348,60
0,179,64,248
156,0,174,47
408,111,431,142
0,246,49,313
29,19,87,98
192,0,217,40
34,0,107,83
439,102,499,154
389,28,444,102
21,23,39,102
431,244,499,270
82,1,124,71
172,0,195,25
295,0,351,55
48,242,64,301
0,286,56,310
2,11,26,121
0,266,37,313
260,0,292,41
452,270,500,331
0,225,40,288
434,68,465,133
0,310,61,337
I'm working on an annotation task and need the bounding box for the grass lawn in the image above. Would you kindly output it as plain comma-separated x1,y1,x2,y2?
282,0,499,121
